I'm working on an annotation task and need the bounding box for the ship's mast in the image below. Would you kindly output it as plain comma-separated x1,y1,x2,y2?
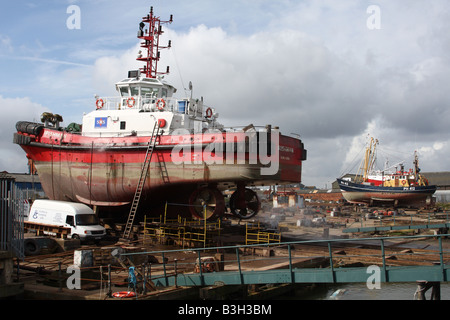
357,136,378,182
137,7,173,78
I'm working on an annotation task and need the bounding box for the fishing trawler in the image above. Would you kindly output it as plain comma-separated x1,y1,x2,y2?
337,137,436,207
13,7,307,221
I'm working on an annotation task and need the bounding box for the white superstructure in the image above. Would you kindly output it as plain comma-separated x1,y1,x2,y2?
82,73,222,137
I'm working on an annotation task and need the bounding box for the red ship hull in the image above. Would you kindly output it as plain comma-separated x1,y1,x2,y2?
14,123,306,219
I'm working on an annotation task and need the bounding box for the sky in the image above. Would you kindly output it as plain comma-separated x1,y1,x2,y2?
1,0,450,189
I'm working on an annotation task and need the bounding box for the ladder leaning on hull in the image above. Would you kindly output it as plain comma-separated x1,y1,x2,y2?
123,122,161,239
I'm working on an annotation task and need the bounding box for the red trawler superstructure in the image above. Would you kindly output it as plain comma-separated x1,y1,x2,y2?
14,7,307,221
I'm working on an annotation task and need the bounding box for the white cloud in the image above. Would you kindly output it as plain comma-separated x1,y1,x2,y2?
91,44,141,96
0,95,48,172
0,34,13,53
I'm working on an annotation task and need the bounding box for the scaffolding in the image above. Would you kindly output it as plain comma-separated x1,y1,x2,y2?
245,222,281,245
143,203,221,248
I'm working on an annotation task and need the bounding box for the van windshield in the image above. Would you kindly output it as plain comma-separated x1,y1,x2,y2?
76,214,99,226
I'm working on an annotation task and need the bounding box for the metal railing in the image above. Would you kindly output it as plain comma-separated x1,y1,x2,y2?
143,214,221,248
93,96,206,117
245,222,281,245
122,233,450,287
0,179,24,259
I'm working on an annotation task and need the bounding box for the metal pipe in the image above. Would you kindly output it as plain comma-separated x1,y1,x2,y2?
328,241,335,283
288,244,293,283
107,264,112,297
162,252,168,286
174,259,178,288
142,263,147,294
381,239,387,282
236,247,243,285
439,237,445,281
197,250,203,285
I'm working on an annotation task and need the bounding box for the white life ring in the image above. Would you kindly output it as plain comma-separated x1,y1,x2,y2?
205,107,213,118
127,97,135,108
112,291,136,298
157,98,166,110
96,99,104,109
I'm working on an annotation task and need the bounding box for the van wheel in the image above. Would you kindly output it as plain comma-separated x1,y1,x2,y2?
72,234,80,240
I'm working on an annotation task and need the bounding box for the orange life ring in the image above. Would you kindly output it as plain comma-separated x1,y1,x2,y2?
96,99,104,109
127,97,135,108
112,291,136,298
205,107,213,118
157,98,166,110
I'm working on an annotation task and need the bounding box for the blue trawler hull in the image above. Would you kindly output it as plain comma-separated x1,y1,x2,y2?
337,178,437,206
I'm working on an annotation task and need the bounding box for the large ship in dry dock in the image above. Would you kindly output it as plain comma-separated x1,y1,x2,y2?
13,7,307,221
337,137,436,207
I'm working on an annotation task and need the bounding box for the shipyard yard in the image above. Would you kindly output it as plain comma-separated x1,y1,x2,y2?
3,191,450,301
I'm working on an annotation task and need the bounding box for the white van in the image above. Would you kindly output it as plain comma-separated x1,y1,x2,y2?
28,200,106,241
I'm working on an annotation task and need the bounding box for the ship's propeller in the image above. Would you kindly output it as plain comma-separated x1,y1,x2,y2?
229,188,260,219
188,187,225,220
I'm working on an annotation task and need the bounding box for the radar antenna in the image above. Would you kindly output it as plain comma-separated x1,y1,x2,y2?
137,7,173,78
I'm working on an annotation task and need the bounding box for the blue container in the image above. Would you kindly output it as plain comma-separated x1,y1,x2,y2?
178,101,187,113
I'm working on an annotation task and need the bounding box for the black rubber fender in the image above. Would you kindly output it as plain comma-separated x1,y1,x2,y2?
13,133,31,145
24,237,57,256
15,121,44,136
24,238,41,256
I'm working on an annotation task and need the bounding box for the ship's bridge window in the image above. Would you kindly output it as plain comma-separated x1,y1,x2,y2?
141,87,159,105
119,87,130,97
130,86,140,96
141,87,159,98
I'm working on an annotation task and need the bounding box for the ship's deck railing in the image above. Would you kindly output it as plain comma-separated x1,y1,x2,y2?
93,96,205,117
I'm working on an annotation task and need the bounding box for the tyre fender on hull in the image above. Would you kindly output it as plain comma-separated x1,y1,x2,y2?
16,121,44,136
13,132,31,145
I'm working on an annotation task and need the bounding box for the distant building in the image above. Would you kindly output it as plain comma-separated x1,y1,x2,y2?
0,172,45,201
